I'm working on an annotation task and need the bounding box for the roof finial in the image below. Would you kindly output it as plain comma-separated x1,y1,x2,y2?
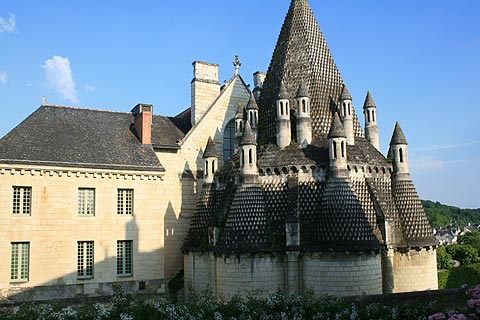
233,55,241,75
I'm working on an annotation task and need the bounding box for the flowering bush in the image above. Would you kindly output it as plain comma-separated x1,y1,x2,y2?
0,286,479,320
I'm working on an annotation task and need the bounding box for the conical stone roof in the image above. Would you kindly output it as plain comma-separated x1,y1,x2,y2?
277,81,289,100
259,0,363,143
296,81,310,98
390,122,408,145
202,137,218,159
340,85,352,101
246,93,259,110
241,121,257,146
363,91,376,109
328,112,346,139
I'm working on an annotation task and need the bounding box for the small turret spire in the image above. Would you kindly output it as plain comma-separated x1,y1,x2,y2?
363,90,380,151
389,122,409,180
296,81,312,148
339,84,354,145
203,137,218,184
276,81,292,148
240,121,258,182
328,112,348,178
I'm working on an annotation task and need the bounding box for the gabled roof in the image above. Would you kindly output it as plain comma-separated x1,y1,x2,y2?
390,122,408,145
258,0,364,143
0,105,164,172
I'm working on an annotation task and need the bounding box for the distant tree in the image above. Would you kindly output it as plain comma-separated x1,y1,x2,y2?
422,200,480,229
446,244,480,266
458,230,480,253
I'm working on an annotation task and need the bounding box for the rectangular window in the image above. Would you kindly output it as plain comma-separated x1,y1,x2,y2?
11,242,29,282
117,240,133,276
77,241,94,279
78,188,95,216
117,189,133,215
13,186,32,215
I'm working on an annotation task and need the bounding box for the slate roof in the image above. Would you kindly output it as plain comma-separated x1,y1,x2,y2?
277,81,289,100
258,0,364,144
0,105,167,171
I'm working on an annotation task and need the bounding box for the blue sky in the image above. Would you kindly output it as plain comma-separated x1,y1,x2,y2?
1,1,479,208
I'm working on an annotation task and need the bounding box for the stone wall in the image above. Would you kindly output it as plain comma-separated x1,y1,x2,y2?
393,248,438,293
303,252,383,296
0,165,165,301
216,255,284,300
183,252,212,295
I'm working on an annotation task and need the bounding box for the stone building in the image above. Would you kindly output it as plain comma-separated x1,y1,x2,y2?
0,0,437,302
182,0,439,299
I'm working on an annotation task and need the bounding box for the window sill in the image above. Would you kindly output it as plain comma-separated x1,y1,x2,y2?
117,274,133,278
10,280,29,284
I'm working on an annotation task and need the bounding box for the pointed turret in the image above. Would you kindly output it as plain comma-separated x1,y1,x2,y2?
276,81,291,148
328,112,348,178
240,121,258,182
363,91,380,150
339,84,354,145
203,137,218,184
389,122,409,180
246,93,259,138
258,0,363,143
296,82,312,148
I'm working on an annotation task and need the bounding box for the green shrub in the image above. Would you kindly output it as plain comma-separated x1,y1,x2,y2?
439,263,480,289
446,244,479,266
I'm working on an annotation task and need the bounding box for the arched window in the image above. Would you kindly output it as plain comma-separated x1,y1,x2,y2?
212,160,216,174
249,148,253,164
302,100,306,113
399,148,404,163
223,120,236,161
241,149,245,166
205,160,209,176
348,103,351,115
367,110,371,123
280,102,284,115
343,103,347,116
286,102,289,115
333,141,337,159
372,110,375,122
341,141,345,158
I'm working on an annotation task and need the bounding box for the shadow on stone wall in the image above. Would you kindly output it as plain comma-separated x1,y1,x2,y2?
4,216,165,303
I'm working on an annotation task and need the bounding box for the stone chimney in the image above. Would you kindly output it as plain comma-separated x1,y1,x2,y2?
253,71,266,100
191,61,220,126
132,104,153,145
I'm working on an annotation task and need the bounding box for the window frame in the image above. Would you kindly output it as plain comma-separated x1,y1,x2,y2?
117,189,134,215
12,186,32,216
77,241,94,279
78,188,95,216
117,240,133,277
223,119,236,162
10,242,30,282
